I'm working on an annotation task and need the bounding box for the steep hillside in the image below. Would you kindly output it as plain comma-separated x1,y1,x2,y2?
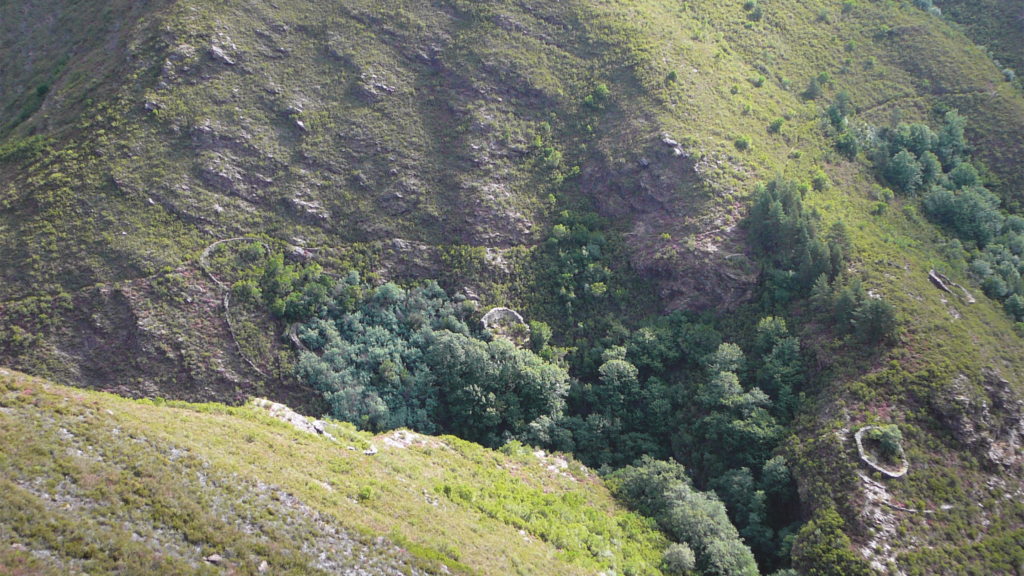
2,0,1024,574
935,0,1024,90
0,368,669,575
1,0,1022,390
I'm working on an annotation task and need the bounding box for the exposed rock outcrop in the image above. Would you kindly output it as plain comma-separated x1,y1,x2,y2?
583,135,758,312
210,45,235,65
934,369,1024,469
253,398,325,436
928,269,975,304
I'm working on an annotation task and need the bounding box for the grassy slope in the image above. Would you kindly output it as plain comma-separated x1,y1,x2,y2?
1,0,1021,355
935,0,1024,90
0,368,667,576
0,0,173,138
1,0,1020,394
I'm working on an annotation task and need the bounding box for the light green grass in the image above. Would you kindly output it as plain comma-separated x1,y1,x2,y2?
0,369,668,576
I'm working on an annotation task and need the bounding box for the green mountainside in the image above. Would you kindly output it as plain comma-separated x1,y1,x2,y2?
2,0,1024,574
934,0,1024,89
0,368,667,575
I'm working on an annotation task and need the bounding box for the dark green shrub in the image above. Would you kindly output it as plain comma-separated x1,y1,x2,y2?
948,162,979,189
803,78,821,99
889,122,938,158
811,169,830,191
835,132,858,157
231,280,262,304
791,508,872,576
529,320,553,351
875,425,903,459
886,150,923,194
919,151,943,186
1005,295,1024,322
852,298,897,343
937,110,968,167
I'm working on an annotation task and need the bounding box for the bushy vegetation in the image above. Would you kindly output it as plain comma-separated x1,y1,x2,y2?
837,104,1024,323
244,239,814,571
867,424,904,461
276,264,806,570
748,177,846,298
294,274,569,447
2,0,1024,574
608,458,758,576
790,508,872,576
439,439,668,575
747,177,898,344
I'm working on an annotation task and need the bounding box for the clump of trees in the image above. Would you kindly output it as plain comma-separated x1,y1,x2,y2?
825,97,1024,322
280,267,806,570
810,275,898,343
825,91,858,158
688,341,781,482
747,177,847,303
230,252,335,322
520,314,802,572
868,424,904,462
746,177,899,343
524,312,722,468
242,238,810,570
252,192,853,573
863,109,1024,322
927,207,1024,321
293,273,569,447
608,457,760,576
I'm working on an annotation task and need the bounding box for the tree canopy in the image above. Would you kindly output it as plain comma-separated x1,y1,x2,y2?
294,274,569,447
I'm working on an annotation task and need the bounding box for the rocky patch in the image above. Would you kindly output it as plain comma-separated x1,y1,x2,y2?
379,430,448,451
935,369,1024,470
